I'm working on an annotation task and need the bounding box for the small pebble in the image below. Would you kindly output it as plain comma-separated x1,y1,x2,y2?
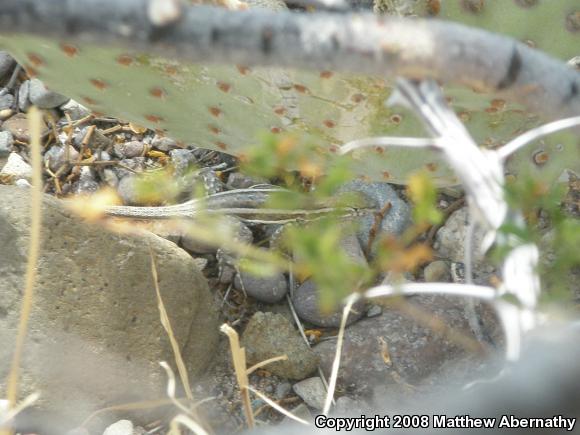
169,149,197,175
292,279,365,328
73,126,113,149
15,178,31,188
218,261,236,284
0,131,13,156
17,79,31,112
114,140,146,159
366,304,382,318
0,93,14,111
28,78,69,109
234,270,288,303
227,172,269,189
292,377,327,410
151,134,179,152
60,99,91,120
0,108,12,120
0,152,32,180
242,312,319,380
102,168,119,188
192,257,208,271
74,166,100,194
116,175,143,205
102,419,134,435
3,112,45,142
43,145,79,173
336,180,411,256
424,260,451,283
275,381,292,400
0,51,15,79
199,168,226,194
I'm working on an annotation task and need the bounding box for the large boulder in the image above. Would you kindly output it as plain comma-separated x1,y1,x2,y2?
0,185,219,432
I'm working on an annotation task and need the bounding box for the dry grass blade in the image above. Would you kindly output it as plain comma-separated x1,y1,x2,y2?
246,386,310,425
1,107,44,435
322,293,358,415
150,250,211,433
246,355,288,375
149,248,194,400
160,362,210,435
169,414,210,435
220,323,255,429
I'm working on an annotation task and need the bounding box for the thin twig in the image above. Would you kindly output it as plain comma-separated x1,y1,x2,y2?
2,107,43,432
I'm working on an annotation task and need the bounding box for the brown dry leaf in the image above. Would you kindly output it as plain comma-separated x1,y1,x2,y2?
129,122,148,134
377,336,391,366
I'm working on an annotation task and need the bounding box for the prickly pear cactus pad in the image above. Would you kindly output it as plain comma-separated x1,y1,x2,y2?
1,0,578,186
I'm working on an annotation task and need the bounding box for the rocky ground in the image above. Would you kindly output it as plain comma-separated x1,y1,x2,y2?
0,50,577,435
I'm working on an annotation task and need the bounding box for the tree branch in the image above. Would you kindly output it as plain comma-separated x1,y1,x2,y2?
0,0,579,122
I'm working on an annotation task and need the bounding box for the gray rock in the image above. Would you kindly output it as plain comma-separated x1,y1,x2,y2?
198,168,226,194
102,420,133,435
73,126,113,150
292,279,365,328
423,260,451,283
60,99,91,121
0,186,219,429
313,295,481,396
338,233,368,265
0,152,32,180
336,180,411,255
0,93,14,110
434,207,495,282
44,145,79,173
28,78,69,109
14,178,31,188
74,166,100,194
17,79,31,112
292,377,327,410
275,381,292,400
169,149,197,175
366,304,383,318
116,175,142,205
242,312,319,380
3,112,46,142
0,51,15,80
102,168,119,188
435,207,485,265
234,270,288,303
226,172,269,189
0,131,12,156
114,141,146,159
0,108,13,121
151,135,179,152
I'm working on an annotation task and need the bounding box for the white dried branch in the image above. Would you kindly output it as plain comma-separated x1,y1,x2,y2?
497,116,580,161
339,136,439,154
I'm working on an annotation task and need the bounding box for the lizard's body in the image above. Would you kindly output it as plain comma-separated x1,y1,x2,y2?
104,187,379,224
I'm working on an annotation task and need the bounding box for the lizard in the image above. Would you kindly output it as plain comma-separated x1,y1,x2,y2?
104,186,380,225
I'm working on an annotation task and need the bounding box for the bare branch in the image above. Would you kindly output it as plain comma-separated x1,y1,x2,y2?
497,116,580,162
1,0,579,122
